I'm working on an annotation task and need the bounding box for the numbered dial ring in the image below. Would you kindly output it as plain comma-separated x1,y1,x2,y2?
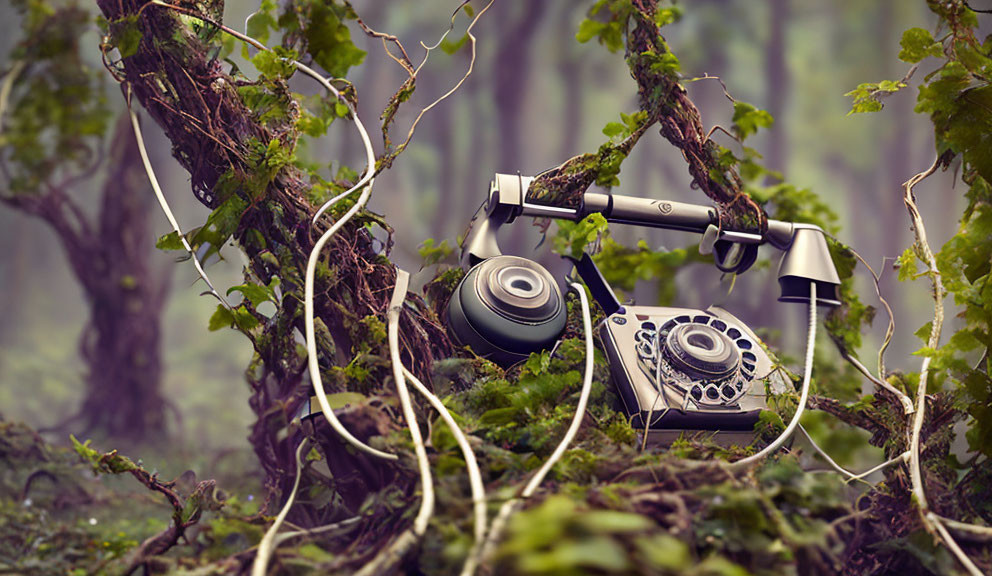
634,315,759,407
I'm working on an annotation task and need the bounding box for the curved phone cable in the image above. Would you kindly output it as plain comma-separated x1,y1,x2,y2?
477,281,594,564
729,283,817,470
127,100,233,311
143,1,396,462
401,366,487,576
638,333,668,452
387,269,434,531
251,438,309,576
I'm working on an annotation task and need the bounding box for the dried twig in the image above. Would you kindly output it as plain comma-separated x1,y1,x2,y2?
379,0,496,164
845,245,897,382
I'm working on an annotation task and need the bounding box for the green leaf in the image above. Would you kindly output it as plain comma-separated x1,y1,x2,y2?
574,510,655,533
601,111,648,142
246,0,277,45
845,80,906,114
251,46,298,78
635,534,690,570
190,195,248,261
575,19,605,44
552,213,609,259
896,248,919,281
732,101,774,140
208,305,235,332
111,15,143,58
654,7,682,27
575,7,627,53
227,282,275,307
899,27,942,63
601,121,626,139
518,536,630,573
156,231,185,251
418,238,454,267
263,138,295,171
639,50,681,77
322,392,367,410
209,304,260,332
440,33,469,55
304,1,366,78
233,306,260,331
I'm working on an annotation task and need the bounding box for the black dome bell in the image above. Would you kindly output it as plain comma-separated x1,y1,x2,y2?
446,255,567,365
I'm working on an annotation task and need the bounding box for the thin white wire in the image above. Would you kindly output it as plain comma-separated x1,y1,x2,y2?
252,439,310,576
274,516,362,545
730,282,817,470
304,180,395,460
930,513,985,576
797,423,908,483
307,77,376,224
289,53,394,462
640,326,671,451
125,5,382,463
402,366,487,576
478,282,595,562
239,42,391,459
521,283,594,496
388,269,434,535
290,53,396,462
128,107,233,310
848,452,910,482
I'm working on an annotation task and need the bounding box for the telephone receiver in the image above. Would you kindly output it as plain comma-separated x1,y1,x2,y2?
447,173,841,366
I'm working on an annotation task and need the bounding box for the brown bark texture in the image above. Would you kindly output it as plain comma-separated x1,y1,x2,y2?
93,0,452,520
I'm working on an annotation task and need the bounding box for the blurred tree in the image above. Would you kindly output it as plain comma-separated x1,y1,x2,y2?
765,0,789,174
0,2,170,442
494,2,548,255
556,3,587,162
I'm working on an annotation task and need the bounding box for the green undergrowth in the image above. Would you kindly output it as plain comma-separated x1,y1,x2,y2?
0,421,267,574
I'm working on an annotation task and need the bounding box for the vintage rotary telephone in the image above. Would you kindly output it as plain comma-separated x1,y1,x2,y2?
446,173,842,441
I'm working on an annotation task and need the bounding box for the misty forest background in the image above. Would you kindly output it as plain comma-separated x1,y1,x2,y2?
1,0,965,458
2,0,992,574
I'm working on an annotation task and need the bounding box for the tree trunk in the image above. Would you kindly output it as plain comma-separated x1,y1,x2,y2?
556,4,584,162
494,2,549,255
77,115,170,443
765,0,789,175
1,113,170,442
493,2,548,173
94,0,452,520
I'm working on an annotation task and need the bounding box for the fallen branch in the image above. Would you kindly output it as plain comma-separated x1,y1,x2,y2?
70,437,224,574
